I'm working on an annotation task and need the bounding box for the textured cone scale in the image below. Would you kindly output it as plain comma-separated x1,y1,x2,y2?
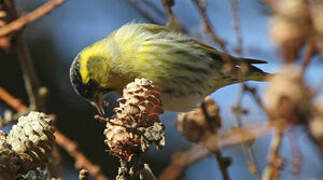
104,78,165,161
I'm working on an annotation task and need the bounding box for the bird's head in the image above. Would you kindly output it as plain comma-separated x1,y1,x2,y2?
69,53,110,115
69,41,136,115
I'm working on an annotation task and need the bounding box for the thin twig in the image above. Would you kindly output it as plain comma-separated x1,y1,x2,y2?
229,2,260,176
127,0,162,25
243,84,271,115
201,99,230,180
213,150,231,180
54,131,109,180
141,0,166,18
230,0,243,54
287,129,302,180
204,120,285,151
301,41,315,75
4,0,62,111
191,0,226,50
0,0,66,37
15,31,45,111
140,164,157,180
0,87,29,126
232,86,260,179
159,145,210,180
0,87,28,112
161,0,175,26
262,124,285,180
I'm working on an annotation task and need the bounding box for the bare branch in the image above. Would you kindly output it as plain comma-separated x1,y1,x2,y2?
230,0,243,54
262,125,285,180
191,0,226,49
0,0,66,37
0,87,28,113
159,145,209,180
55,131,109,180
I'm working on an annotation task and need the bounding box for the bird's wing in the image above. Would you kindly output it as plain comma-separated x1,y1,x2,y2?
193,41,267,65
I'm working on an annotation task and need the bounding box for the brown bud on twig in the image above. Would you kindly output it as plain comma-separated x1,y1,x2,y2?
264,65,313,124
104,78,165,162
176,96,221,142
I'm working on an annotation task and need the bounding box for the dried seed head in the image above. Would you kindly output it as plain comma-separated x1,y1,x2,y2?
269,16,307,47
104,78,165,161
264,65,312,124
6,112,55,172
176,96,221,142
269,0,311,62
273,0,309,20
312,2,323,34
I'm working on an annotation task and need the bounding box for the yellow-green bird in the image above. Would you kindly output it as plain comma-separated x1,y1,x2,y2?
70,23,269,114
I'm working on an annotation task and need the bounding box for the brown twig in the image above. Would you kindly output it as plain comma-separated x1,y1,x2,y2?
232,86,260,179
287,129,302,180
229,1,260,177
191,0,226,50
204,120,285,151
127,0,162,25
3,0,63,111
161,0,175,26
0,0,66,37
301,41,315,75
159,145,210,180
0,87,28,112
230,0,243,54
243,84,271,115
213,150,231,180
14,30,45,111
140,164,157,180
54,131,109,180
191,0,236,75
200,100,230,180
142,0,166,19
262,124,285,180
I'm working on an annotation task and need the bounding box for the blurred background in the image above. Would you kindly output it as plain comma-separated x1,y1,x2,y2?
1,0,323,179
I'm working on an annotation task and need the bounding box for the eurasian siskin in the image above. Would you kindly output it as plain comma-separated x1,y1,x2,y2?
70,23,269,113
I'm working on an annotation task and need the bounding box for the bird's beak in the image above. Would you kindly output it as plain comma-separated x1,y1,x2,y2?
92,92,106,116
